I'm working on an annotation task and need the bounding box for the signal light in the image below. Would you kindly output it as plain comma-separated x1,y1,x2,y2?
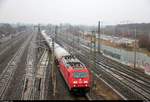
73,81,77,84
84,81,88,83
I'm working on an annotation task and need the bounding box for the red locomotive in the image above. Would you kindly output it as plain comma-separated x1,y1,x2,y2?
41,30,91,93
58,55,91,93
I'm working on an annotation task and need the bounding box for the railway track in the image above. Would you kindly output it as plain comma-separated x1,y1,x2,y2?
0,34,32,100
96,62,150,99
97,55,150,84
97,60,150,92
78,53,150,100
21,33,36,100
57,35,150,100
78,42,150,100
80,43,150,83
33,49,49,100
0,32,26,56
70,94,90,100
0,36,28,74
78,43,150,85
79,47,150,100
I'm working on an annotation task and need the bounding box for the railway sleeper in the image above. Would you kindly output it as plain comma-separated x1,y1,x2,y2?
24,78,28,92
38,78,41,91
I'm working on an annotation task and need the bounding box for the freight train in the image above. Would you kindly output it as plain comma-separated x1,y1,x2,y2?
41,30,91,93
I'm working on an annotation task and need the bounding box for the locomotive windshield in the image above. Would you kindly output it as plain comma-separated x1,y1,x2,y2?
74,72,88,78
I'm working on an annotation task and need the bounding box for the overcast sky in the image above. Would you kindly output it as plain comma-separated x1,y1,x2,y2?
0,0,150,26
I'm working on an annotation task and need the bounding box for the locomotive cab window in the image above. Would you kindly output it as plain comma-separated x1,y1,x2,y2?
74,72,88,78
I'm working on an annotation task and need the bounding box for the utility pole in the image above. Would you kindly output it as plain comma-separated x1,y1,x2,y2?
83,31,85,40
51,36,54,96
78,32,80,51
92,30,97,91
89,31,93,96
90,32,93,63
73,32,75,55
51,26,57,96
133,28,137,69
37,24,41,60
91,31,96,69
55,26,58,43
98,21,101,53
93,31,96,69
38,24,41,34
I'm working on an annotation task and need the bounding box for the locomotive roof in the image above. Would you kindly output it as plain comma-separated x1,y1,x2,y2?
63,55,86,70
64,55,80,63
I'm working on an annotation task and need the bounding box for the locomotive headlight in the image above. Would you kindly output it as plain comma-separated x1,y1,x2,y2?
73,81,77,84
84,81,88,83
